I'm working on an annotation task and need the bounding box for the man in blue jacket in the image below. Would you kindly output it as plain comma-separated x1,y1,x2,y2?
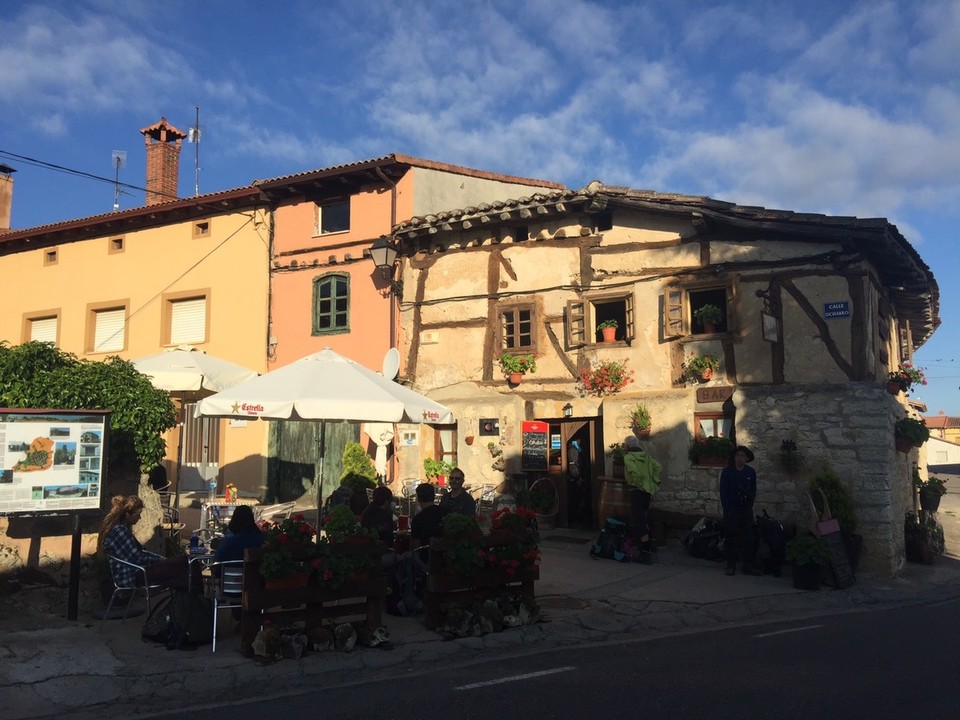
720,445,759,576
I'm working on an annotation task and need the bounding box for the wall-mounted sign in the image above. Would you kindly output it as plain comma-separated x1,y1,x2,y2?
696,386,734,404
824,301,850,319
521,420,548,470
761,312,780,342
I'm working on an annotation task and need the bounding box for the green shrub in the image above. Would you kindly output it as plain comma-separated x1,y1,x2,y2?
810,466,858,535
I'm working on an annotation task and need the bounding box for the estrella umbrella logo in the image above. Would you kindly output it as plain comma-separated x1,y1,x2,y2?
230,401,265,416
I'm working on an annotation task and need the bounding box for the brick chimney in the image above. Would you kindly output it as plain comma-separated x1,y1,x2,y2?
0,163,14,230
140,117,186,206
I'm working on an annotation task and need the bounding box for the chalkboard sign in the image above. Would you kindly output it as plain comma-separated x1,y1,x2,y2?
818,518,854,588
521,421,548,471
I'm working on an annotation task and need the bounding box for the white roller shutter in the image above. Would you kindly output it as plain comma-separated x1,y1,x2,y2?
30,317,57,343
94,309,125,352
170,298,206,344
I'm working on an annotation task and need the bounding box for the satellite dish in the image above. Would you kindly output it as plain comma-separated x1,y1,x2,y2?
382,347,400,380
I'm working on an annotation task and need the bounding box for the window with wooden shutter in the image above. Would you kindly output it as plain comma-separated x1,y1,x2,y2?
169,297,207,345
663,288,684,338
28,316,58,344
93,308,125,353
566,299,586,348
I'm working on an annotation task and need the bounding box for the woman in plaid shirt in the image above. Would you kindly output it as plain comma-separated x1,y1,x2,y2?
98,495,198,590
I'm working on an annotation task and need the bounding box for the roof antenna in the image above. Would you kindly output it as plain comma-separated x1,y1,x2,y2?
111,150,127,211
188,105,201,196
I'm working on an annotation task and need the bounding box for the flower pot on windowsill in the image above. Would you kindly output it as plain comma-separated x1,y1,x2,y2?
698,368,713,382
886,381,903,396
601,327,617,343
634,426,651,439
702,322,717,334
508,372,523,385
919,489,942,513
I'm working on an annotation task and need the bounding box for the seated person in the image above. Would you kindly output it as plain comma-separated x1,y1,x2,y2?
98,494,201,592
361,486,395,548
438,469,476,518
410,482,447,550
214,504,264,563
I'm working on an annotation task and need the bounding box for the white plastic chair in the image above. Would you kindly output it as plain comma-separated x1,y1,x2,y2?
100,555,168,632
209,559,245,652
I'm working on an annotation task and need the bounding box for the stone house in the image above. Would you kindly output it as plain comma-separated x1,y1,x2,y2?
390,181,939,577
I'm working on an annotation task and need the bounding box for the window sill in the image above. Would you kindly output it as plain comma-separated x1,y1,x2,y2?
311,230,349,239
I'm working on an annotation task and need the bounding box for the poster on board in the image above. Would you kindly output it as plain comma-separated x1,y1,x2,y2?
0,409,109,517
521,420,549,471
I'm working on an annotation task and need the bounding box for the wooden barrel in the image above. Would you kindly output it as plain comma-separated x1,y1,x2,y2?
597,479,632,525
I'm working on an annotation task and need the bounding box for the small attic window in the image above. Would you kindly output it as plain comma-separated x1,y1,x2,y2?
193,220,210,237
109,237,125,253
44,249,58,266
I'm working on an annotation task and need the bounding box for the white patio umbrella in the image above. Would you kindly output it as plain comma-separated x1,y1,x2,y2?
194,347,455,514
132,346,259,505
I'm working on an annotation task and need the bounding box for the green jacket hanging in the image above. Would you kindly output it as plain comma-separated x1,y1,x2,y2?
623,451,662,495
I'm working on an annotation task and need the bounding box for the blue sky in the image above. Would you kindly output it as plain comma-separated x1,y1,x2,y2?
2,0,959,413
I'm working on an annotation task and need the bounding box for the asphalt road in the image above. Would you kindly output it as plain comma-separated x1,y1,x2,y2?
138,596,960,720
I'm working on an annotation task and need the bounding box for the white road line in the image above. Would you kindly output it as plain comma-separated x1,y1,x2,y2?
455,666,577,690
754,624,824,638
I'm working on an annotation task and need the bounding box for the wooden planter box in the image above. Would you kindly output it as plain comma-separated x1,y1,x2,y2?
239,543,386,656
425,531,539,630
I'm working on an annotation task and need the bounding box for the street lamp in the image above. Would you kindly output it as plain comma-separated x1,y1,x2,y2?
562,403,573,418
369,236,399,275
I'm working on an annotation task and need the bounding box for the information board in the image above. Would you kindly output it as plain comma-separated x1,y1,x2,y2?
521,420,548,471
0,409,109,516
818,518,854,588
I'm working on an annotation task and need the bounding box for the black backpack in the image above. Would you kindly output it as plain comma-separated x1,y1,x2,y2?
683,517,725,561
755,510,785,576
142,594,175,644
142,591,214,647
590,516,631,562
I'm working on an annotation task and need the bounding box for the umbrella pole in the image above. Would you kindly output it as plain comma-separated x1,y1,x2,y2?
316,420,326,524
173,393,184,511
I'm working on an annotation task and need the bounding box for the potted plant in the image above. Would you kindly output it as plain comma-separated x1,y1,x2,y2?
810,466,862,572
683,353,720,383
785,533,831,590
904,512,942,564
424,457,456,486
260,514,318,586
630,403,652,438
597,319,619,343
887,362,927,396
778,439,805,474
578,358,634,397
607,441,627,478
499,353,537,385
914,467,947,513
895,417,930,453
693,304,723,333
687,436,734,466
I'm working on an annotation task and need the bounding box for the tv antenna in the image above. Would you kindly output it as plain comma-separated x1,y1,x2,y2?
188,105,201,196
111,150,127,211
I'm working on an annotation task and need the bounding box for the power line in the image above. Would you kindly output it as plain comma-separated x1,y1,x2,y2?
0,148,180,202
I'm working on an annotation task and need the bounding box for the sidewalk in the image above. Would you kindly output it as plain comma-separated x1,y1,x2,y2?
3,530,960,720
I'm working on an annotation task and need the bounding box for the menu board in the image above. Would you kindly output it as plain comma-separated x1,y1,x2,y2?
521,421,548,471
818,518,854,588
0,409,109,516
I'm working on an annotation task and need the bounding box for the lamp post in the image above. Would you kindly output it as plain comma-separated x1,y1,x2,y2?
562,403,574,418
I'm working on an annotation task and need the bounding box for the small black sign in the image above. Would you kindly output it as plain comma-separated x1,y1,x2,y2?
478,418,500,436
521,422,548,471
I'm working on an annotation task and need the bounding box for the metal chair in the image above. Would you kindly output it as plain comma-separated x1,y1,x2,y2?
209,559,245,652
100,555,168,632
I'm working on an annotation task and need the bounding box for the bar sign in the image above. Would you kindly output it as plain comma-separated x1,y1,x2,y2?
824,301,849,319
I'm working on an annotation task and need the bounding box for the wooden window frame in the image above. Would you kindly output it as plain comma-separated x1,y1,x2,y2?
497,302,538,353
312,273,350,335
565,291,635,349
162,290,210,346
694,411,735,443
314,199,350,236
85,301,129,354
662,279,739,340
22,309,61,345
434,426,458,471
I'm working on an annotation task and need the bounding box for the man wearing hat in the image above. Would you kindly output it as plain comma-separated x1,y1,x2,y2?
719,445,759,576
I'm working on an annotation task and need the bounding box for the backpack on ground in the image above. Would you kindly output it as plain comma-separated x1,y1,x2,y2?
755,510,786,576
683,517,724,561
172,590,214,646
141,594,175,644
590,516,631,562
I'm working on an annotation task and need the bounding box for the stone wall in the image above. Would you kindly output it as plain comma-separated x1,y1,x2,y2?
650,383,911,577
